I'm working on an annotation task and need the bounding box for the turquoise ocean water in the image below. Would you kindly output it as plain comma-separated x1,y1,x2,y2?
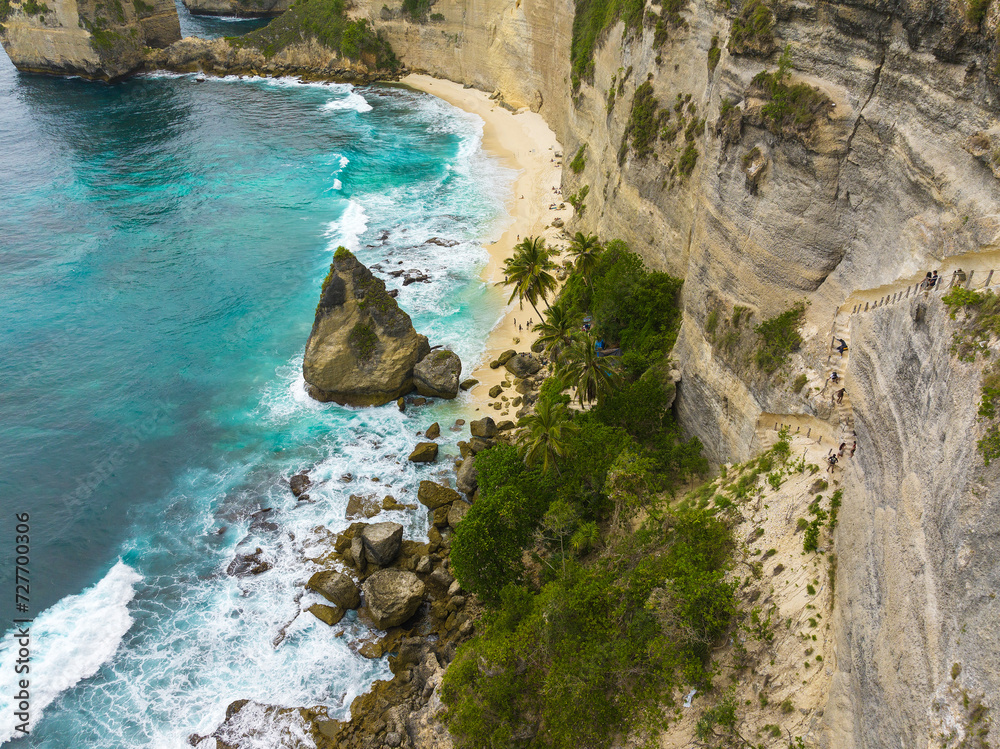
0,13,512,745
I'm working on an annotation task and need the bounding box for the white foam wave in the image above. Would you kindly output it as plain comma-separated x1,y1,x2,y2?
323,200,369,251
338,156,349,169
214,702,317,749
332,179,342,191
322,91,372,113
0,561,142,743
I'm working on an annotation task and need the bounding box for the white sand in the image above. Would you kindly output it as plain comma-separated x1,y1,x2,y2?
401,74,573,416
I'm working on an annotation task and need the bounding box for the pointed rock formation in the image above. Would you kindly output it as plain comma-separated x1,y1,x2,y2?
303,247,431,406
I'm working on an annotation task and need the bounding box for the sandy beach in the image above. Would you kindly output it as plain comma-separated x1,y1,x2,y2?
401,74,572,417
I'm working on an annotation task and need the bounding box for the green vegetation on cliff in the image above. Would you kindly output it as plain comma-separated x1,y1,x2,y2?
444,239,726,748
727,0,775,57
229,0,397,66
751,48,832,137
754,302,804,373
943,286,1000,464
570,0,644,88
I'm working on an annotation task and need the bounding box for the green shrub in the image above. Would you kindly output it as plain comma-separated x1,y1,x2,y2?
968,0,990,28
792,373,808,392
677,142,699,177
754,302,804,373
429,11,444,20
22,0,49,14
569,144,587,174
727,0,775,56
707,35,721,71
751,48,832,137
622,81,660,161
0,0,11,20
348,322,377,360
567,184,590,214
570,0,646,88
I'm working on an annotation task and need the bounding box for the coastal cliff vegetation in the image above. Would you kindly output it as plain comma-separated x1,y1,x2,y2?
441,237,738,747
228,0,397,66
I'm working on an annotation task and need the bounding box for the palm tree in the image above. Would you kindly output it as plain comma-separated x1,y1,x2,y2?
557,332,623,407
566,232,603,287
519,397,577,475
533,304,576,357
503,237,559,320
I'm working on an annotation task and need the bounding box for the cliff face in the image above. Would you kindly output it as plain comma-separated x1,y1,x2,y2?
181,0,290,18
351,0,1000,744
826,299,1000,747
0,0,180,79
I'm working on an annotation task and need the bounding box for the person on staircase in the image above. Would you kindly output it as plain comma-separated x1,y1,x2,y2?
834,338,848,356
836,387,846,404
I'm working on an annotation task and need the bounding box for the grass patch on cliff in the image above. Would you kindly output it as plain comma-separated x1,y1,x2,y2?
348,321,378,360
943,286,1000,464
753,302,804,373
228,0,398,67
968,0,990,29
570,0,645,88
22,0,49,14
569,144,587,174
750,48,832,137
622,81,660,161
727,0,775,57
0,0,11,21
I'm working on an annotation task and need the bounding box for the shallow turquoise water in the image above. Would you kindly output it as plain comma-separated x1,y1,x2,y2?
0,47,511,747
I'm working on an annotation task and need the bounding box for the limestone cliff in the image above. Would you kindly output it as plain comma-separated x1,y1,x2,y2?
182,0,289,17
303,247,432,406
343,0,1000,745
0,0,179,78
825,298,999,747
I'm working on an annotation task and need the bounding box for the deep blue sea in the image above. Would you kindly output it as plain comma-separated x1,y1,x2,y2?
0,9,512,744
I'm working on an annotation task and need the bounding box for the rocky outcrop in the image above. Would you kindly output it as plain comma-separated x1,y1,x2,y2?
182,0,290,17
307,570,362,609
360,522,404,566
303,247,431,406
0,0,180,79
362,569,425,629
407,442,438,462
143,37,395,85
413,349,462,399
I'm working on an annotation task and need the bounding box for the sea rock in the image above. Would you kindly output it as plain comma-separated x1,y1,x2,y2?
413,349,462,399
456,455,478,496
457,440,473,458
307,570,361,609
469,417,497,438
182,0,290,17
408,442,439,463
504,354,542,378
489,384,503,398
425,422,441,440
447,501,471,527
308,603,345,626
497,420,516,431
497,349,517,365
346,494,381,519
425,237,459,247
362,569,425,629
361,522,404,566
0,0,180,80
226,547,272,577
418,480,461,509
459,378,478,391
303,248,431,407
289,472,311,497
469,436,494,453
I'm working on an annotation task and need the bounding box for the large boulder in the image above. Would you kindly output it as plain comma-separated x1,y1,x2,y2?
448,500,471,527
303,248,431,406
413,350,462,399
307,570,361,609
362,569,425,629
408,442,439,463
456,455,478,496
504,354,542,378
418,480,461,510
469,417,497,438
308,603,345,626
361,522,404,566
